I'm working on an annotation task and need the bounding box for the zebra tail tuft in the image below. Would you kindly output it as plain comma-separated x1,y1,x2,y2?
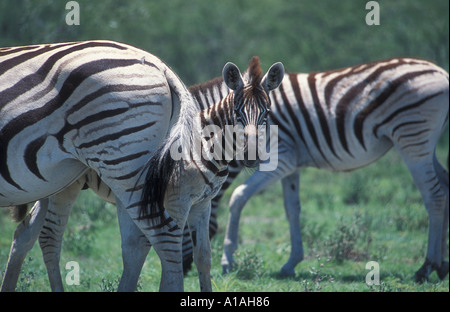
10,204,29,222
139,140,179,224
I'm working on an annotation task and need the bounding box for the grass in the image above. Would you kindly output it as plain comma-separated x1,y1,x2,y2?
0,128,448,292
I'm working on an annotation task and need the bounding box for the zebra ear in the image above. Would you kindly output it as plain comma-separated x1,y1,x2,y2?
223,62,244,90
262,62,285,92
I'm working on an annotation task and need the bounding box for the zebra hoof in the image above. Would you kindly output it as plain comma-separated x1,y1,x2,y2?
222,265,231,275
413,260,431,284
221,256,234,275
279,266,296,278
279,269,296,278
437,261,449,280
413,271,428,284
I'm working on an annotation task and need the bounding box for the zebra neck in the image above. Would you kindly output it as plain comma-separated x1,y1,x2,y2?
202,93,235,127
189,76,229,111
192,95,236,172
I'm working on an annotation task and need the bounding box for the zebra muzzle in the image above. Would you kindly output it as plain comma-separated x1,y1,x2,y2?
243,125,259,168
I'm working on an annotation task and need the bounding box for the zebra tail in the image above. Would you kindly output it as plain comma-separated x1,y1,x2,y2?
161,60,194,118
139,60,194,224
139,137,179,224
9,204,29,222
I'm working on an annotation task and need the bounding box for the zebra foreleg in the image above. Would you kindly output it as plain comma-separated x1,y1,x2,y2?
221,167,294,274
1,199,49,292
279,170,304,277
188,200,212,292
154,227,184,292
117,204,151,292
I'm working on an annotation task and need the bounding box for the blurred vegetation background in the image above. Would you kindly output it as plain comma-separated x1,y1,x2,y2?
1,0,448,85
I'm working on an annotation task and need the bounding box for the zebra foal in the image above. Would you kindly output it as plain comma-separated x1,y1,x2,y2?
0,47,284,291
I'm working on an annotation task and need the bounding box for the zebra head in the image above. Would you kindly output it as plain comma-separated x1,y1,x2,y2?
222,57,284,167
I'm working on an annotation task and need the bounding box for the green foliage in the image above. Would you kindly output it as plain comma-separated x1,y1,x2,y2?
323,213,371,263
1,0,448,85
234,249,266,280
62,190,116,257
99,276,120,292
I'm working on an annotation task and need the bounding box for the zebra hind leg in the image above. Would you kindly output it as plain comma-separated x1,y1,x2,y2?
117,196,184,292
402,154,448,283
116,204,151,292
1,199,49,292
38,179,84,291
433,154,449,280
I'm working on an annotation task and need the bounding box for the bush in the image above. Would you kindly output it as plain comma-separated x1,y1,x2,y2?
324,213,371,263
234,249,266,280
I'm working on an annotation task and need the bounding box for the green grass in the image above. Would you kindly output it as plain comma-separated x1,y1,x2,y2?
0,129,448,292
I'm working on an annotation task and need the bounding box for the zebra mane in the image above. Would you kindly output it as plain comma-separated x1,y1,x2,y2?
188,76,223,97
247,56,263,88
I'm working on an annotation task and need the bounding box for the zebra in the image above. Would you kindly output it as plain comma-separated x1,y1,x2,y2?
0,43,285,292
216,57,449,283
180,57,449,283
0,39,195,291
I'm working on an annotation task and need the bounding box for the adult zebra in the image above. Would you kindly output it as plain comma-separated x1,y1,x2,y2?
181,57,449,283
0,40,198,291
0,42,284,292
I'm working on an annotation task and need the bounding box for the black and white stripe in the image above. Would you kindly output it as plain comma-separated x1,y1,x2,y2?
5,55,447,289
1,50,284,291
219,58,449,282
189,58,449,282
1,40,196,291
60,57,448,283
0,40,184,204
136,58,283,292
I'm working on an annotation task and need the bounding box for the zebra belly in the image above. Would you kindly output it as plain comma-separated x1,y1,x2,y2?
307,135,394,172
0,132,88,206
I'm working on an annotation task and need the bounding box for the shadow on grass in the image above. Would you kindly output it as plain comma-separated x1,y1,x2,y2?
268,269,414,284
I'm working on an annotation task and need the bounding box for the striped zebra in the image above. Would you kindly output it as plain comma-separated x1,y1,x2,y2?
2,169,116,292
0,44,284,292
0,40,195,291
180,57,449,283
219,58,449,282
